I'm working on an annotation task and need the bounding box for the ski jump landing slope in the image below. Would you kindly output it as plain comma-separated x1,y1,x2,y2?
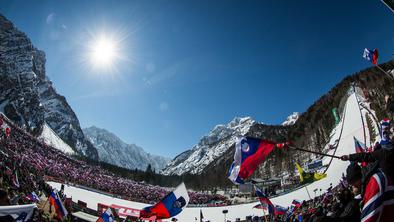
48,91,370,222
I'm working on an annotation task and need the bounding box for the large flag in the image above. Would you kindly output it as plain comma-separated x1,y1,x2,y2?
49,191,68,220
0,204,37,222
228,137,277,184
255,187,275,215
140,183,189,219
295,163,326,184
97,208,116,222
363,48,379,65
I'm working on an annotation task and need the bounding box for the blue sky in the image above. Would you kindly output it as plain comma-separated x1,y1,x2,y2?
1,1,393,158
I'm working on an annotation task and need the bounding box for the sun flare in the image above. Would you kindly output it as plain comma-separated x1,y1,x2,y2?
88,35,119,69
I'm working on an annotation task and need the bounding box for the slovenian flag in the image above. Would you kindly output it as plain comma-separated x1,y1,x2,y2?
363,48,378,65
255,187,275,215
139,183,189,219
228,137,277,184
48,191,68,220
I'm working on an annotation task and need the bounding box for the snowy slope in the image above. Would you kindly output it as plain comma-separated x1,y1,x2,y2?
48,88,372,221
83,126,169,171
161,117,256,175
39,123,75,155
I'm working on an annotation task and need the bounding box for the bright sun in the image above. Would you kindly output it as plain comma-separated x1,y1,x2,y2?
88,35,119,69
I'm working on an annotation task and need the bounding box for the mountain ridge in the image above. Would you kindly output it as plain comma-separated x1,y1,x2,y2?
83,125,170,171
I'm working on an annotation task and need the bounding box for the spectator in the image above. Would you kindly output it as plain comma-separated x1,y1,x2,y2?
0,189,10,206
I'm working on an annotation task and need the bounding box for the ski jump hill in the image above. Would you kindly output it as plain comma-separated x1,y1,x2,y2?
48,87,376,222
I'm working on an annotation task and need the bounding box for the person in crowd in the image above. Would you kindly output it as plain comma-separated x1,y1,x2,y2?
0,189,10,206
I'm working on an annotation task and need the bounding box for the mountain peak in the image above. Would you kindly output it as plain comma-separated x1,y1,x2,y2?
162,116,256,175
282,112,300,126
83,126,169,171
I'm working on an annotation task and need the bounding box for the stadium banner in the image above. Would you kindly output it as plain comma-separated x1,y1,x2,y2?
97,203,140,218
0,204,36,222
110,204,140,218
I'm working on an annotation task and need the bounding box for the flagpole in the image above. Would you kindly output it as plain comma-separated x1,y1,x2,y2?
375,64,393,79
305,186,312,200
288,146,341,159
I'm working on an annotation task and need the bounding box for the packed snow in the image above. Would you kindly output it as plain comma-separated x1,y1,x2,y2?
39,123,75,155
48,90,371,221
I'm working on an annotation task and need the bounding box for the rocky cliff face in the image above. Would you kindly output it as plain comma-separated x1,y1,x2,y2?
83,126,170,171
0,14,98,159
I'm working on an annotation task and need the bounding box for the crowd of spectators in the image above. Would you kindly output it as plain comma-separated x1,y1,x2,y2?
1,92,394,221
0,115,227,207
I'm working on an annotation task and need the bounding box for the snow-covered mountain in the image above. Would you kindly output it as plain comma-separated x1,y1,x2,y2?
83,126,170,171
0,14,98,159
161,117,255,175
282,112,300,126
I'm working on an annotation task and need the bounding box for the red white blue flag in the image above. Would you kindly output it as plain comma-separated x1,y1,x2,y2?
255,187,275,215
228,137,277,184
363,48,378,65
275,205,288,215
140,183,189,219
48,191,68,220
292,199,301,208
354,137,367,153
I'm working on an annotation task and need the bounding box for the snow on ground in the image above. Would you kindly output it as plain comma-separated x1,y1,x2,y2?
39,123,75,155
48,91,369,221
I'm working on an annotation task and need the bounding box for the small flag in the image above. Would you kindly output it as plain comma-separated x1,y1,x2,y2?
253,203,267,209
291,199,301,208
139,183,189,219
363,48,379,65
354,137,367,153
275,205,287,215
200,209,204,222
49,191,68,220
26,192,40,202
97,208,116,222
228,137,277,184
11,170,19,188
255,187,275,215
